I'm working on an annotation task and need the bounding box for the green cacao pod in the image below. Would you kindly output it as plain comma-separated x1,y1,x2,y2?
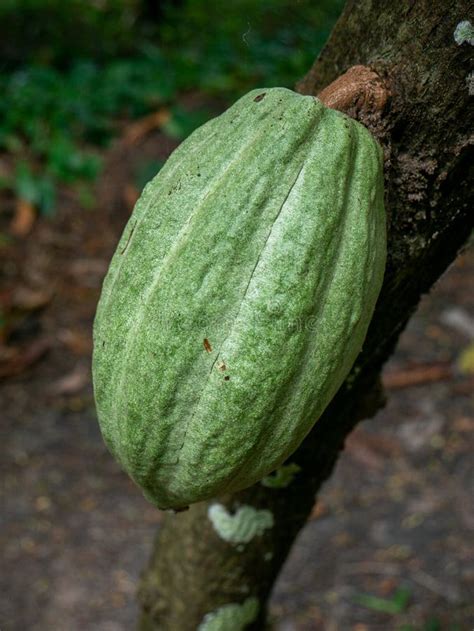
92,87,386,510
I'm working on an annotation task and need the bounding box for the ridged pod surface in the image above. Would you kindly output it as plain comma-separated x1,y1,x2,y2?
92,88,386,510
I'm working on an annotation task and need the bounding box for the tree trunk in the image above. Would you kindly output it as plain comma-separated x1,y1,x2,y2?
138,1,473,629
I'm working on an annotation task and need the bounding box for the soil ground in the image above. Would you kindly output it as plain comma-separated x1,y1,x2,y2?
0,128,473,631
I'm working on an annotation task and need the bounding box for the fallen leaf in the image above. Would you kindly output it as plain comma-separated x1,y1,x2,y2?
346,429,402,469
453,416,474,432
457,342,474,375
124,184,140,211
48,364,90,395
452,376,474,395
0,285,52,345
123,108,171,145
10,198,36,237
309,501,328,520
345,436,386,470
12,286,52,311
57,329,93,355
0,337,51,378
68,258,108,280
383,361,452,389
377,577,398,596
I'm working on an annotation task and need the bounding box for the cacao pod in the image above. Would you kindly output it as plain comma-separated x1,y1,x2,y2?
93,87,386,510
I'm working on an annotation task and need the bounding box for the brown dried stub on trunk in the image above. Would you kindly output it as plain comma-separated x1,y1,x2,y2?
317,65,389,117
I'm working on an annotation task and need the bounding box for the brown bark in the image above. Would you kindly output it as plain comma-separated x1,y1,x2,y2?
138,1,474,629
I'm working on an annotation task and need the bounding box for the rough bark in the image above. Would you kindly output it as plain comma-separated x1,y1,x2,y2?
138,1,473,629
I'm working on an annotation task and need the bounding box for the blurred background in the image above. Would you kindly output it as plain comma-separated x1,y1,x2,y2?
0,2,472,630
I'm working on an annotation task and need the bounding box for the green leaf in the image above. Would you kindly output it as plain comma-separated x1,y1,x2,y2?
1,133,23,153
134,160,165,191
0,174,12,190
162,107,212,141
14,161,42,205
75,182,95,210
13,162,56,215
46,136,101,183
36,176,56,216
353,587,411,615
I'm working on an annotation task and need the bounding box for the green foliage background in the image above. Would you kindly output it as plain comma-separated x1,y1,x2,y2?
0,0,344,213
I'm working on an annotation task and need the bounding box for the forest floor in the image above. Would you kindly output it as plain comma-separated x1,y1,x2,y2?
0,125,473,631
